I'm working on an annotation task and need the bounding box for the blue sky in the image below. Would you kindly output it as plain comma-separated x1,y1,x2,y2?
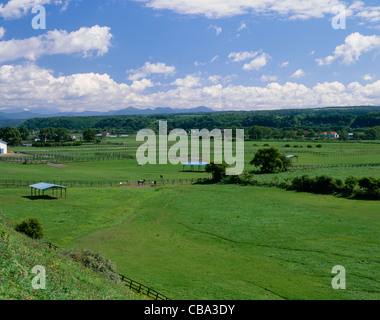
0,0,380,112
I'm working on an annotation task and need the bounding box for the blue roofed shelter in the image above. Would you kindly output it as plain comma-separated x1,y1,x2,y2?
182,162,208,172
29,182,68,199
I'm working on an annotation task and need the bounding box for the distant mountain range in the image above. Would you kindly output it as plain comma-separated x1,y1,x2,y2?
0,106,214,120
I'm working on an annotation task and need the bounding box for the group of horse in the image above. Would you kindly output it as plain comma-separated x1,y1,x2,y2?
137,175,163,186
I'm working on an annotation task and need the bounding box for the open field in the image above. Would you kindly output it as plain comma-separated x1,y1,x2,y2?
0,185,379,299
1,137,379,300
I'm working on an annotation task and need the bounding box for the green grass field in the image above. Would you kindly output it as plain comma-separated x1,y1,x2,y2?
1,185,379,299
1,138,379,300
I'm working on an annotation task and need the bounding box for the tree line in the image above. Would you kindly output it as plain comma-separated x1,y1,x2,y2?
19,107,380,133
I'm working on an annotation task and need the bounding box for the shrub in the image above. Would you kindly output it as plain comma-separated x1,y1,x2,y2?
307,145,313,148
14,217,44,240
358,177,380,199
288,175,316,193
284,144,291,148
314,175,336,194
64,249,121,283
206,162,228,182
316,144,322,148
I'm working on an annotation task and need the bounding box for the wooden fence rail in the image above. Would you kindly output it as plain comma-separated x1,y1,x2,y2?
43,242,171,300
0,178,210,188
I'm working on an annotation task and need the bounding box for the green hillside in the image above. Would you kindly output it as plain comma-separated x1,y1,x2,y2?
0,219,144,300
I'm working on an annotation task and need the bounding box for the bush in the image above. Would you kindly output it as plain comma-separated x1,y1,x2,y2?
307,145,313,148
205,162,228,182
64,249,121,283
316,144,322,148
358,177,380,199
14,217,44,240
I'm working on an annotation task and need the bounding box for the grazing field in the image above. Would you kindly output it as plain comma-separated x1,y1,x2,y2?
1,138,379,300
0,185,379,300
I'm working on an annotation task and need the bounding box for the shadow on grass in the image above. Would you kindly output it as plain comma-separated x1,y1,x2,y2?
22,195,60,201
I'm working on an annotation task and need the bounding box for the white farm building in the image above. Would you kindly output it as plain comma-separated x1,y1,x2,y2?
0,140,7,155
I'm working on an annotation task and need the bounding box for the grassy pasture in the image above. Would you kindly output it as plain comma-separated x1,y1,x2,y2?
1,137,379,300
0,185,379,300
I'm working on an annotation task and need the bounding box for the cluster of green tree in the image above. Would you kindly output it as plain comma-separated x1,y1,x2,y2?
247,125,380,140
32,141,82,147
285,175,380,199
20,106,380,133
0,126,30,145
222,173,380,200
205,147,291,184
37,127,72,142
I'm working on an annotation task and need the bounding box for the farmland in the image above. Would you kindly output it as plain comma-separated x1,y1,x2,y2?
1,135,379,300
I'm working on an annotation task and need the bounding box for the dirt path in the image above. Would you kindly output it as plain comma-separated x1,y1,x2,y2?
156,190,183,225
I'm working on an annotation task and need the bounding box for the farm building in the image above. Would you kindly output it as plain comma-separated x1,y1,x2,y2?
0,140,7,155
323,131,340,138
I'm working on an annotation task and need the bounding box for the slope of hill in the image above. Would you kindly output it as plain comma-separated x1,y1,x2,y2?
0,219,143,300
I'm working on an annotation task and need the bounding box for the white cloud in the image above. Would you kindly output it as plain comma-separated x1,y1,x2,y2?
208,75,221,84
280,61,289,68
0,0,50,19
171,75,202,88
209,25,222,35
237,22,247,32
127,62,176,81
0,0,72,19
210,55,219,63
316,32,380,66
243,53,270,71
261,75,278,82
2,63,380,111
228,51,258,62
136,0,344,20
0,27,5,40
0,25,113,63
290,69,306,78
194,61,206,66
130,78,155,91
134,0,380,26
363,74,375,81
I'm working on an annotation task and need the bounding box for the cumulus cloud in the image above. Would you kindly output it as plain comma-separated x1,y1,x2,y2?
0,0,72,19
316,32,380,66
363,74,375,81
136,0,344,19
261,75,278,82
290,69,306,79
0,27,5,40
4,63,380,112
127,62,176,81
243,53,270,71
0,25,113,63
228,51,258,62
171,75,202,88
135,0,380,25
280,61,289,68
